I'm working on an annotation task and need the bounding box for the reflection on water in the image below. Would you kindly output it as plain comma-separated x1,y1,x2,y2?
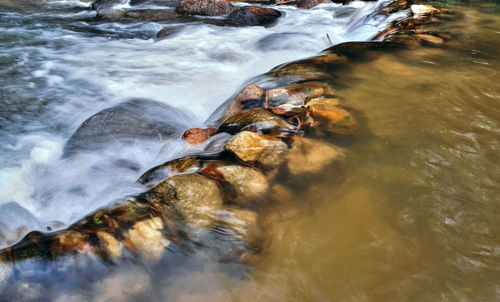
0,0,499,301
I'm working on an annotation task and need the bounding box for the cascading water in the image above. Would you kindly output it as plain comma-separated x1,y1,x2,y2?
0,0,403,248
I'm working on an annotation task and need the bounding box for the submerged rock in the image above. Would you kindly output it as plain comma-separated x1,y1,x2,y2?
127,217,170,260
307,99,358,135
297,0,328,9
227,6,282,26
212,206,260,247
222,84,265,120
97,231,122,258
265,81,336,107
176,0,234,16
63,99,192,157
147,173,223,224
218,108,295,135
286,136,344,175
225,131,288,167
216,165,269,207
182,127,217,145
138,156,201,187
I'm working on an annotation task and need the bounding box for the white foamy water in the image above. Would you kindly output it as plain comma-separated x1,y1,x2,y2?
0,0,406,248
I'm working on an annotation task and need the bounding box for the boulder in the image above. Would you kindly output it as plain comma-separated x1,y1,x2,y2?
218,108,295,135
297,0,328,9
138,156,201,187
147,173,223,224
225,131,288,167
216,165,269,206
265,81,336,107
176,0,234,16
221,84,265,121
286,136,344,175
63,99,192,157
307,99,358,135
227,6,282,26
182,127,217,145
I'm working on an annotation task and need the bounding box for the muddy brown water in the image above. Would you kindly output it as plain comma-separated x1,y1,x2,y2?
1,1,499,301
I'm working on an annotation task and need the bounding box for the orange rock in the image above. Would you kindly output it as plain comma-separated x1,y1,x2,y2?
307,101,358,135
182,127,217,145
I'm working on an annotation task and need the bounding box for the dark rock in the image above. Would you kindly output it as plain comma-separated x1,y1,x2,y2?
297,0,328,9
155,27,174,41
96,8,179,21
138,156,201,187
63,99,193,157
221,84,265,121
176,0,234,16
227,6,282,26
218,108,295,135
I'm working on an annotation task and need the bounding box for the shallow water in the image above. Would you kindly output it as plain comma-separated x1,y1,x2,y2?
1,0,499,301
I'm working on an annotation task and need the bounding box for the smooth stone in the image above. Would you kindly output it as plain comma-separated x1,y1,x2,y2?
225,131,288,167
307,100,358,135
155,27,173,41
182,127,217,145
63,98,192,157
127,217,170,260
218,108,295,135
410,4,439,17
202,132,234,153
269,104,308,118
148,173,223,224
138,156,200,187
176,0,234,16
297,0,328,9
216,165,269,206
416,34,444,46
97,231,122,258
227,6,282,26
286,136,344,175
265,81,336,107
221,84,265,121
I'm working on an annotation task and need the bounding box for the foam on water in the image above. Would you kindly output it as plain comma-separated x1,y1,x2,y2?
0,0,406,248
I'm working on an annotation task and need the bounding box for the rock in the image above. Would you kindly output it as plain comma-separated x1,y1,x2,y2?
268,63,331,81
216,165,269,206
297,0,328,9
304,97,339,106
225,131,288,167
202,132,233,152
218,108,295,135
269,184,293,203
92,0,122,11
63,99,192,157
307,99,358,135
212,206,260,246
127,217,170,260
416,34,444,46
269,104,308,118
97,231,122,258
155,27,177,41
176,0,234,16
182,127,217,145
286,136,344,175
379,0,408,14
410,4,439,17
53,230,90,254
221,84,265,121
96,8,179,21
275,0,296,5
148,173,223,224
138,156,201,187
227,6,282,26
265,81,336,107
385,33,422,49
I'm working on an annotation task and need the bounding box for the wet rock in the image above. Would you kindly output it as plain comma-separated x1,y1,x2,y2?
63,99,192,157
416,34,444,46
53,230,90,254
176,0,234,16
202,132,233,152
286,136,344,175
222,84,265,120
307,99,358,135
227,6,282,26
127,217,170,260
269,104,308,118
297,0,328,9
148,173,223,224
212,206,260,246
385,33,422,49
182,127,217,145
218,108,295,135
411,4,439,17
275,0,296,5
216,165,269,206
225,131,288,167
97,231,122,258
269,183,294,203
265,81,336,107
379,0,408,15
155,27,174,41
138,156,200,187
96,8,179,21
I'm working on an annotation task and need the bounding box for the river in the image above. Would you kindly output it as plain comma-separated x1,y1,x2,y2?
0,0,499,301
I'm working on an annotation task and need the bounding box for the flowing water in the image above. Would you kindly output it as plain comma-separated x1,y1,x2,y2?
0,0,499,301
